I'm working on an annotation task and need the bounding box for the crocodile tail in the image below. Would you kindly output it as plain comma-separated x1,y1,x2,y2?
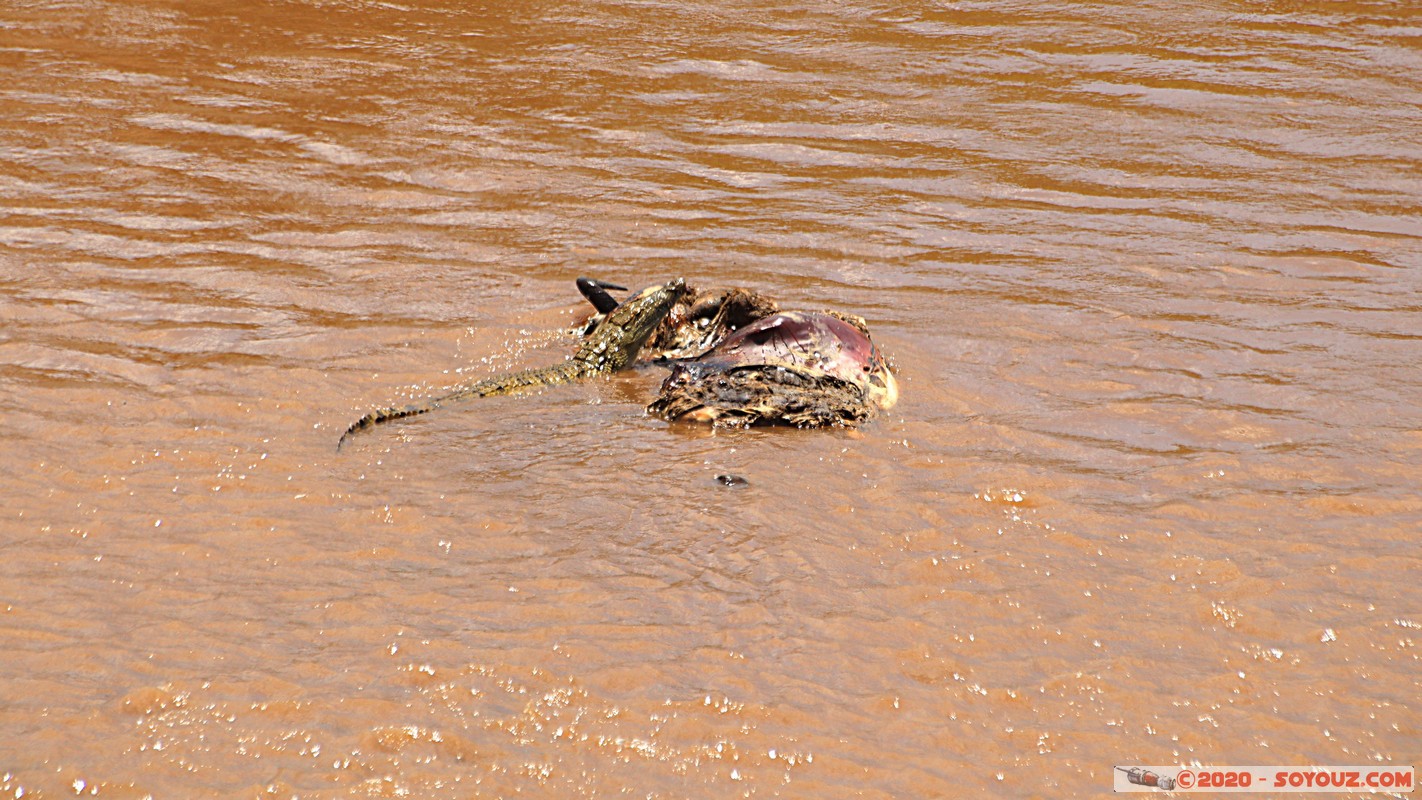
464,361,585,397
335,363,577,449
336,400,442,450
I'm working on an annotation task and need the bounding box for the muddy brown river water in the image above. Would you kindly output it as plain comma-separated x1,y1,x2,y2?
2,1,1419,797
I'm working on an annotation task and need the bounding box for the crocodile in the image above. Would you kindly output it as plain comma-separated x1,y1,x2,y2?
338,277,687,448
574,280,780,361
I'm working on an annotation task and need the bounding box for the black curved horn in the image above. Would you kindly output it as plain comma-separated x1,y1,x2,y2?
576,277,625,314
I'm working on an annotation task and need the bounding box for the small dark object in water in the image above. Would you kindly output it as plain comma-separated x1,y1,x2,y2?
715,474,750,487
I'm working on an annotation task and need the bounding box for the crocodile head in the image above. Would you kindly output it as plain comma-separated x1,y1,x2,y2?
575,277,688,372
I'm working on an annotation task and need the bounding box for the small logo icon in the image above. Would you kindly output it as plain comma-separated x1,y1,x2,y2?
1117,766,1177,791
